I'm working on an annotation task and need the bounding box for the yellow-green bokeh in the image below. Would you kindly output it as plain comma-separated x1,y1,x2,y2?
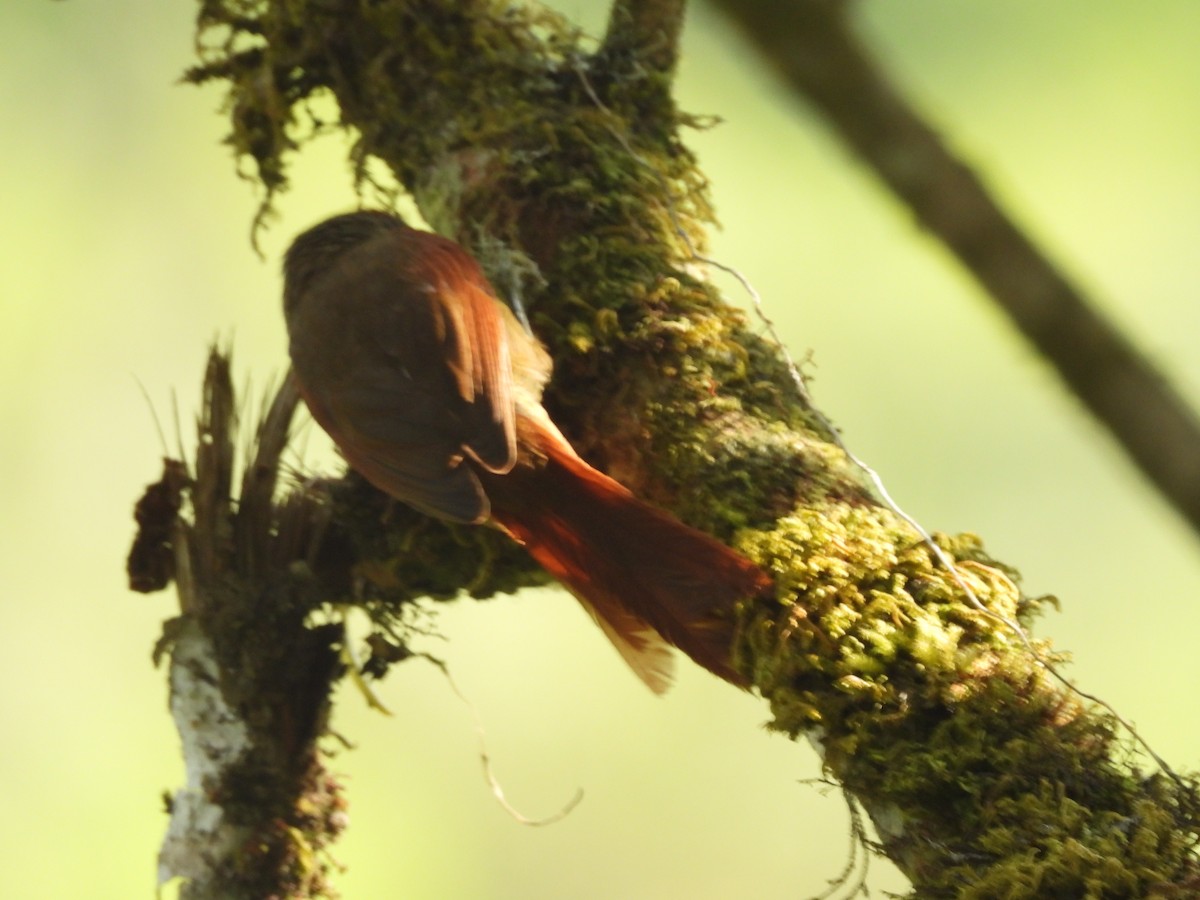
2,2,1197,897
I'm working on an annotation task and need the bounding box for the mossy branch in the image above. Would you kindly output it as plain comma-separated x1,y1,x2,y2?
129,0,1200,896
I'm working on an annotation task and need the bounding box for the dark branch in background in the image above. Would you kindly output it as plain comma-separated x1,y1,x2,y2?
130,0,1200,896
709,0,1200,540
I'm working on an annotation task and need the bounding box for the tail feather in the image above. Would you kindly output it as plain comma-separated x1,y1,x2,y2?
482,424,772,691
574,594,675,694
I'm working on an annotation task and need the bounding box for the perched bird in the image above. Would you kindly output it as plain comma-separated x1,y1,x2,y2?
283,210,771,692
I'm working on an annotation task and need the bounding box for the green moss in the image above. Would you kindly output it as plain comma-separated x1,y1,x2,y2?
733,502,1200,895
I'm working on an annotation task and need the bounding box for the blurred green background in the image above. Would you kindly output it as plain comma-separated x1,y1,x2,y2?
3,2,1198,897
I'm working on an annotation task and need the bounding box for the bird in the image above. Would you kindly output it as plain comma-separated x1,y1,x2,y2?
283,210,772,692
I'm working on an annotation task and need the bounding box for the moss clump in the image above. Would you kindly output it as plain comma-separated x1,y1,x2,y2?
735,505,1200,896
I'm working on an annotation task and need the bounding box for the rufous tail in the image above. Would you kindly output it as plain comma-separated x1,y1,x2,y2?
482,422,772,692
